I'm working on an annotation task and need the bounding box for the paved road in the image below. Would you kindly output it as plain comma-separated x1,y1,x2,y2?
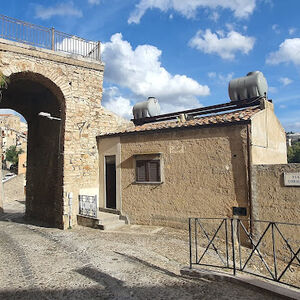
0,201,283,300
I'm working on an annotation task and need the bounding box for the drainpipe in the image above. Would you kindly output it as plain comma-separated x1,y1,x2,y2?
68,192,73,229
246,123,253,236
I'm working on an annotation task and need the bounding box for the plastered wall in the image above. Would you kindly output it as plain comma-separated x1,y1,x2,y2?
113,124,251,229
251,101,287,165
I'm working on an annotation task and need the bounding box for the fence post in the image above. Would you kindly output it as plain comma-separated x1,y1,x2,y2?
189,218,192,269
231,218,236,275
51,27,55,50
97,41,101,61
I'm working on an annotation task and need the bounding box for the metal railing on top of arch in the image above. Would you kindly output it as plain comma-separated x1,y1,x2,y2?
188,217,300,289
0,14,101,61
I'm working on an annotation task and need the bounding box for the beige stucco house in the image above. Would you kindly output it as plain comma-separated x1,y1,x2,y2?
95,98,287,229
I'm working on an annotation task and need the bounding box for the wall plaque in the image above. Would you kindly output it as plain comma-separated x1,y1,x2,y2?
284,172,300,187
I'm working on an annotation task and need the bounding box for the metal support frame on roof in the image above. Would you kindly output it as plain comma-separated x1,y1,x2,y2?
132,97,264,126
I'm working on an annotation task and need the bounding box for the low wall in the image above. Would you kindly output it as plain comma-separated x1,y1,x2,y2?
251,163,300,260
251,163,300,223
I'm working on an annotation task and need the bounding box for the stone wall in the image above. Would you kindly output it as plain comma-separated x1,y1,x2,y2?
0,38,130,228
251,163,300,261
251,163,300,223
99,124,251,230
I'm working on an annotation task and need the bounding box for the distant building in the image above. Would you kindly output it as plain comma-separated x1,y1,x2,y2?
0,114,27,170
286,132,300,147
0,114,27,155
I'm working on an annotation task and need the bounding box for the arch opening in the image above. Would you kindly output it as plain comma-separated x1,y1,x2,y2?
1,72,65,227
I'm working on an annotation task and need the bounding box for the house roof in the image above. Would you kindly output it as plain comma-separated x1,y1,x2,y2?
99,105,261,137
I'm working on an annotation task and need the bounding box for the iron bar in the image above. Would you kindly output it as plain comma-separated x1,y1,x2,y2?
231,218,236,275
188,217,300,289
239,221,275,280
194,218,198,264
189,218,192,269
197,219,226,265
238,219,242,270
274,223,300,265
225,218,229,268
271,223,278,280
277,247,300,282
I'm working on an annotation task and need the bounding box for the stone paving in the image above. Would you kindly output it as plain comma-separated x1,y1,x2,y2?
0,201,283,300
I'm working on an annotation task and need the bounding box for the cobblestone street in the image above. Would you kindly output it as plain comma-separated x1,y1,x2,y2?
0,201,283,300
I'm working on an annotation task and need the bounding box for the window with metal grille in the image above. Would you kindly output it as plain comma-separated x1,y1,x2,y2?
136,159,161,182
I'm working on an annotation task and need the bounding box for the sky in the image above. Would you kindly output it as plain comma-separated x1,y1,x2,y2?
1,0,300,132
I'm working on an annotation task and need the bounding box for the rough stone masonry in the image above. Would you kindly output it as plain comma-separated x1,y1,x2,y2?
0,38,129,228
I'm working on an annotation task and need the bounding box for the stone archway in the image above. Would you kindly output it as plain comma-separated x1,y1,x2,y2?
1,71,65,227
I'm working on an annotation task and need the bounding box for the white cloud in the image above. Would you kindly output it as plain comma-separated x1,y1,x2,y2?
279,77,293,86
101,33,209,112
207,72,234,84
128,0,256,24
268,86,278,93
266,38,300,65
35,2,82,20
189,29,255,60
208,72,216,78
102,86,132,119
88,0,100,4
289,28,296,35
218,72,234,84
272,24,280,34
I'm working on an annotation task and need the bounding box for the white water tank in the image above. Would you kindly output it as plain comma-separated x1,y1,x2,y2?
133,97,161,119
228,71,268,102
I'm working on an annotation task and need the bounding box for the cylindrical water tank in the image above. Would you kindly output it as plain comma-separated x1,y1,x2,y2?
228,71,268,102
133,97,161,119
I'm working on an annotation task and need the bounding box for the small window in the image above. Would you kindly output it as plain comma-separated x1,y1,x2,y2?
134,152,164,184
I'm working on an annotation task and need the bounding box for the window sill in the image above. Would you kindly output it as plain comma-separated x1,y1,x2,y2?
134,181,163,185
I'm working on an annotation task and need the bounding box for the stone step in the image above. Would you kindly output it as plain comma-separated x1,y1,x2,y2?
98,212,121,224
97,212,126,230
97,219,126,231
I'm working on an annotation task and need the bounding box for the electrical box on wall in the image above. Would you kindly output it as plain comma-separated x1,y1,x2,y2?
232,207,247,216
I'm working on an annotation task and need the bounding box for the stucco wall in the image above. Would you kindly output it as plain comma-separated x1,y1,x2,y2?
100,124,251,229
251,100,287,165
251,163,300,223
251,163,300,261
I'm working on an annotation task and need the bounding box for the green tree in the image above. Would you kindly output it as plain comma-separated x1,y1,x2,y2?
5,145,23,166
288,142,300,163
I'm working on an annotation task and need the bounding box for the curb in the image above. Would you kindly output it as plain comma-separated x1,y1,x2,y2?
180,267,300,300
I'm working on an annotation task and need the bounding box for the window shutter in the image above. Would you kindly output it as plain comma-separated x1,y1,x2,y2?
136,160,146,182
148,161,160,182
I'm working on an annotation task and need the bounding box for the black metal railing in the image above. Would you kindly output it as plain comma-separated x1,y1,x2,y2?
79,195,97,218
189,218,300,289
0,14,101,61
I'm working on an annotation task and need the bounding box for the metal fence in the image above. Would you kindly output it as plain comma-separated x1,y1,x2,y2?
79,195,97,218
189,218,300,289
0,14,101,61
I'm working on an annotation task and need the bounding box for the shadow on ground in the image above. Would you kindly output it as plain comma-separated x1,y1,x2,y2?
0,266,282,300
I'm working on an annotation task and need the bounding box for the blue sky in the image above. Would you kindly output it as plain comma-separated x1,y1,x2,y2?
1,0,300,131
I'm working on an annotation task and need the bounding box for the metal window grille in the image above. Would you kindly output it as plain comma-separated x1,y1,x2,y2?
79,195,97,218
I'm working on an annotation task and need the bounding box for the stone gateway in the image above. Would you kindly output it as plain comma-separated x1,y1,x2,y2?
0,38,128,228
